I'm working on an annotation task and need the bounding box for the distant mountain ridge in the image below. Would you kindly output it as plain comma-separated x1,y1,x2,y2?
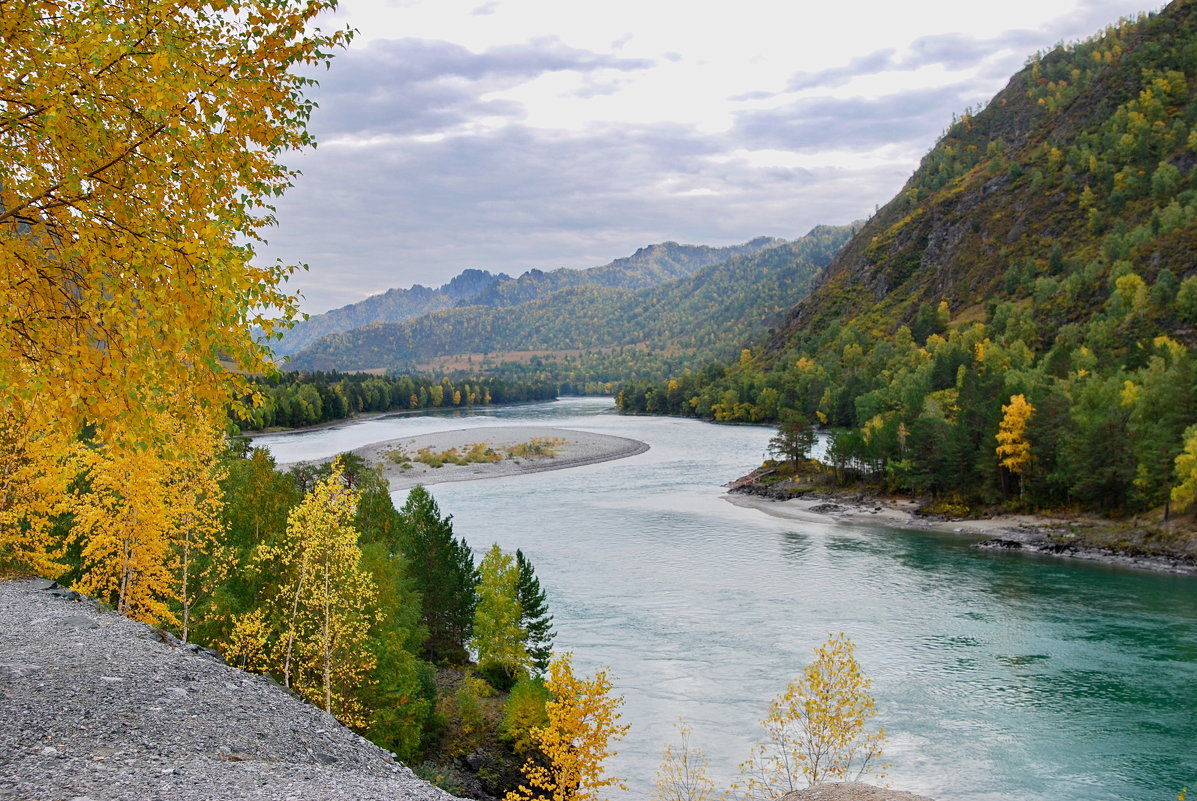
273,237,785,358
284,227,854,373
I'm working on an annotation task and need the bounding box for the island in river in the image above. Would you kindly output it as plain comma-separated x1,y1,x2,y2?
345,425,648,490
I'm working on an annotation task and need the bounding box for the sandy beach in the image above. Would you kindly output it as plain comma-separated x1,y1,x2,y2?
351,425,649,490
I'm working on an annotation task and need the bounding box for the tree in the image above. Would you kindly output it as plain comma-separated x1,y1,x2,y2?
473,544,531,689
398,485,478,665
0,0,350,538
733,634,885,798
506,652,629,801
169,421,226,643
652,720,716,801
265,459,378,726
995,394,1034,499
1170,424,1197,514
767,411,818,464
515,548,555,674
0,400,81,576
71,441,178,625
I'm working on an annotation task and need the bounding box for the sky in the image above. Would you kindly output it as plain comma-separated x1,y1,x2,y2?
260,0,1164,315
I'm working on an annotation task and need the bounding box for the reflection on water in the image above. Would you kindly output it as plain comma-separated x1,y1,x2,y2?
261,397,1197,801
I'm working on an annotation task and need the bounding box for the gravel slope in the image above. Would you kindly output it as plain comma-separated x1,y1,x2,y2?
0,577,461,801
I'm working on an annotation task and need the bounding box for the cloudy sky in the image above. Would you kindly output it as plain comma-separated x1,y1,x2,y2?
261,0,1162,314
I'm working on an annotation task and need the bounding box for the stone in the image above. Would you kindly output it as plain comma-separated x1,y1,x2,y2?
0,577,465,801
780,782,936,801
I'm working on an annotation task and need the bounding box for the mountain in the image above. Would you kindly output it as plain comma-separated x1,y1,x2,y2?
272,238,784,358
272,269,504,358
618,2,1197,520
768,5,1197,352
283,226,854,373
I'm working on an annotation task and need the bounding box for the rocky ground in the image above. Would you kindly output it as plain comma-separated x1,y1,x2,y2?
780,782,935,801
728,473,1197,576
0,577,461,801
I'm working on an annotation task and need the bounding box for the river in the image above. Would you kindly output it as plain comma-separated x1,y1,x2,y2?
252,397,1197,801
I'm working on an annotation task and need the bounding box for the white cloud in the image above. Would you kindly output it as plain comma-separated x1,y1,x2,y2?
264,0,1165,313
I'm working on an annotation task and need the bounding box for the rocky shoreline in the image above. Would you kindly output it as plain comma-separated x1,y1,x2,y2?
0,577,462,801
727,481,1197,577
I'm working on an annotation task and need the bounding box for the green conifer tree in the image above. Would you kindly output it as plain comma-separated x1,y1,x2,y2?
515,549,555,674
398,486,478,665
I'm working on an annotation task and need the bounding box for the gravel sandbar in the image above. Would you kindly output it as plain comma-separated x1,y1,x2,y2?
352,425,649,491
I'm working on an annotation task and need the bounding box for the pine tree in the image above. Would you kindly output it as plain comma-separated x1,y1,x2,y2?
515,549,555,674
398,485,478,665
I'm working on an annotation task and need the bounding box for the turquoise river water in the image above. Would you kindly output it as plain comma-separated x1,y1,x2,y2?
252,397,1197,801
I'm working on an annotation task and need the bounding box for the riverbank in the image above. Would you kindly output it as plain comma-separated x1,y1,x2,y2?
726,486,1197,576
350,425,649,490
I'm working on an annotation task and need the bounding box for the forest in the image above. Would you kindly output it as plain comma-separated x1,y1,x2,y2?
240,371,557,430
619,5,1197,521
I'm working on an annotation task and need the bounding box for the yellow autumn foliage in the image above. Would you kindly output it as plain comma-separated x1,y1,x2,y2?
506,652,629,801
733,634,885,798
265,459,378,727
995,393,1035,475
0,0,350,539
652,720,716,801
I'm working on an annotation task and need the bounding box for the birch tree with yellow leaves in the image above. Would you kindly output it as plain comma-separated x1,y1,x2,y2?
733,634,885,798
69,411,227,628
71,443,178,625
995,393,1035,500
652,720,716,801
0,0,350,542
169,423,227,643
506,652,629,801
0,401,81,576
264,459,378,726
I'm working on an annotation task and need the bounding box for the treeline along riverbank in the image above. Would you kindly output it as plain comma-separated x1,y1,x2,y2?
240,371,557,431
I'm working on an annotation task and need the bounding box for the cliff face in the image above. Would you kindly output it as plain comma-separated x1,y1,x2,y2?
0,577,461,801
764,1,1197,358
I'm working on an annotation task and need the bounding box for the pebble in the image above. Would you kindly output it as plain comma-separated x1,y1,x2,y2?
0,577,463,801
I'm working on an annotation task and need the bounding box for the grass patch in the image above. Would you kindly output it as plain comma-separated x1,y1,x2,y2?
505,437,567,460
401,438,569,469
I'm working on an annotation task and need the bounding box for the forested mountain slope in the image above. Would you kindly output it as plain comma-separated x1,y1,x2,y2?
619,2,1197,518
273,269,504,358
273,238,784,358
286,227,854,373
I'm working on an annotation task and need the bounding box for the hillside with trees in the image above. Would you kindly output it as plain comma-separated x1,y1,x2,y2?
272,237,786,358
618,3,1197,528
286,226,855,375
